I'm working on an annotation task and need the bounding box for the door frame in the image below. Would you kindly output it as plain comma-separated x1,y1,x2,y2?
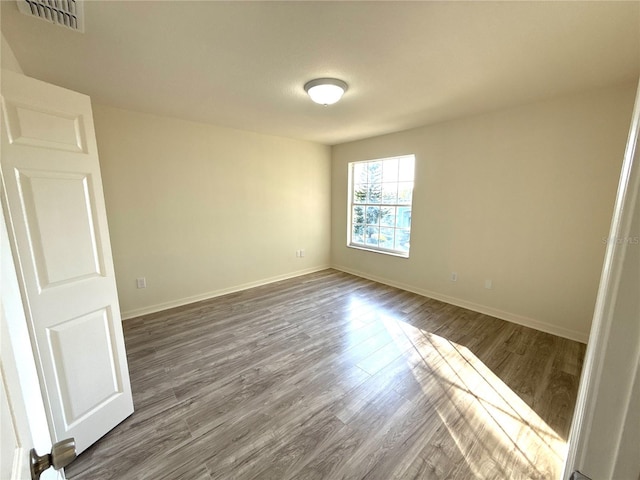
1,193,60,480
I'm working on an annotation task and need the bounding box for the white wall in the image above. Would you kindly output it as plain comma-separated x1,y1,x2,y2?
331,83,637,342
92,105,331,318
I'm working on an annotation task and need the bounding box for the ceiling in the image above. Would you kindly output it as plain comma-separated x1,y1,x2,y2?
2,1,639,145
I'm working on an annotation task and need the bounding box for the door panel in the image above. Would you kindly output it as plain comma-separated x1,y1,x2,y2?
16,169,103,288
1,69,133,454
48,307,123,428
3,99,87,152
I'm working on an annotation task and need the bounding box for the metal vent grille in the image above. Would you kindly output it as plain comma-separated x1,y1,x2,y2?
17,0,84,32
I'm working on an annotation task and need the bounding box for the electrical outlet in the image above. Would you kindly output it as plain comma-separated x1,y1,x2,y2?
485,279,493,289
136,277,146,289
451,272,458,282
300,249,305,258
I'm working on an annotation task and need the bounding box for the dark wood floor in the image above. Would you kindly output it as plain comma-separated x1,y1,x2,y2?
66,269,585,480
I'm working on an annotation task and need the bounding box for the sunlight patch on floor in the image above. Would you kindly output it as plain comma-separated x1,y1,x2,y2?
391,319,565,479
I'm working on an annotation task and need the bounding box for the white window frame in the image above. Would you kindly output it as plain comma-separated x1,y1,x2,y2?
347,154,415,258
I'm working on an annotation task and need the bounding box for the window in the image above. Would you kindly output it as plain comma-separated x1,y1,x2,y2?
348,155,415,257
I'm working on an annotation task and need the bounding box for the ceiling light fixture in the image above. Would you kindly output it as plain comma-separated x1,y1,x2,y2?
304,78,348,106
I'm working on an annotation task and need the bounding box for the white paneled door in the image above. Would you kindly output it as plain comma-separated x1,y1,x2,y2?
1,70,133,454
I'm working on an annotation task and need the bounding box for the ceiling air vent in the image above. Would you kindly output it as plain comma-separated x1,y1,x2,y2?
17,0,84,32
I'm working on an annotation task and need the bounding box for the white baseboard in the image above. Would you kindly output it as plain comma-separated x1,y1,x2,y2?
121,265,331,320
332,264,589,344
122,263,590,343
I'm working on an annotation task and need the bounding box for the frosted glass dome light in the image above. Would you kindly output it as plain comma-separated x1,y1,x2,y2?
304,78,348,106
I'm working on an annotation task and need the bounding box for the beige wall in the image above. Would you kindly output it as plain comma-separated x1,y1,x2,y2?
93,105,331,318
1,33,23,73
331,83,637,342
565,81,639,479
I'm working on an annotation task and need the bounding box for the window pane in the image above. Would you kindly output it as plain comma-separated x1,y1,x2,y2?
399,156,415,181
353,163,367,184
365,206,381,225
351,225,365,245
398,182,413,204
367,162,382,183
380,206,396,227
379,227,395,249
353,184,367,203
365,226,379,246
379,206,394,226
352,204,366,245
396,207,411,228
367,184,382,204
382,158,399,182
382,183,398,204
395,229,411,252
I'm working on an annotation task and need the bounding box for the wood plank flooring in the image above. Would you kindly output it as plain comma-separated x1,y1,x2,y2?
66,269,585,480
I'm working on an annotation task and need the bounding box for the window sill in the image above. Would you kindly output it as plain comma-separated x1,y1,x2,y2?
347,244,410,258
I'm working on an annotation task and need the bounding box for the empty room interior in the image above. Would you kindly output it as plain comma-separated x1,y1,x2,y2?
1,1,639,480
